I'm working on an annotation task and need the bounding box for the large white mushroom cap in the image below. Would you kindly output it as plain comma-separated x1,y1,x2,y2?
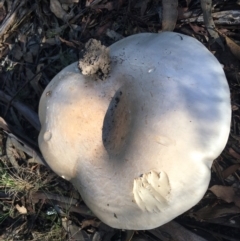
38,32,231,230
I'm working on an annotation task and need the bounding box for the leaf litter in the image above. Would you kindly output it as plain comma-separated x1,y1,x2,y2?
0,0,240,240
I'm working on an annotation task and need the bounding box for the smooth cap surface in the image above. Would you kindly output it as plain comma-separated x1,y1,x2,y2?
38,32,231,230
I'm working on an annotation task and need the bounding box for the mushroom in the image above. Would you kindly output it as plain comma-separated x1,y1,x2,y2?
38,32,231,230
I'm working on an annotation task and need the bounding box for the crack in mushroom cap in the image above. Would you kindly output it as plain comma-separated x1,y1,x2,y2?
38,32,231,230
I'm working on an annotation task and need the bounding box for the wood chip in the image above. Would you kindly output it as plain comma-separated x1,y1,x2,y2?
15,204,27,214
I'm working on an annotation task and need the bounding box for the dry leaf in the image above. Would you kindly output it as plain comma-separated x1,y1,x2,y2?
23,52,33,63
15,204,27,214
186,0,192,6
178,7,189,20
226,36,240,60
81,219,101,229
50,0,73,21
26,68,43,97
162,0,178,31
11,44,23,60
140,0,149,16
150,221,207,241
62,218,91,240
0,117,10,132
222,164,240,179
6,136,22,171
210,185,240,208
59,36,77,48
95,0,125,11
192,204,240,220
229,148,240,159
42,37,57,46
50,0,66,19
189,23,207,36
121,230,134,241
232,105,239,111
28,42,40,56
0,1,6,20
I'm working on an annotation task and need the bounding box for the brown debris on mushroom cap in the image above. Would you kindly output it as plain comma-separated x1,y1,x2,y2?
78,39,110,80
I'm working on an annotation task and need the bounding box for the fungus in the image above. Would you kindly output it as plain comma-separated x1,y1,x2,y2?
38,32,231,230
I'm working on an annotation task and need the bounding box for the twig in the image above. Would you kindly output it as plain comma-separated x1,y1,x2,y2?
161,0,178,31
0,90,40,131
3,62,55,127
150,221,207,241
31,191,94,216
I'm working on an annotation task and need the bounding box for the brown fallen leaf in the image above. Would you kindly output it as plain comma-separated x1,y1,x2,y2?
0,117,10,131
226,36,240,60
26,68,43,97
23,52,33,63
86,0,95,7
210,185,240,208
222,164,240,179
81,219,101,229
11,44,23,60
62,218,91,241
122,230,134,241
6,136,24,172
191,204,240,220
150,221,207,241
229,148,240,160
59,36,79,48
178,7,189,20
189,23,208,36
232,105,239,111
